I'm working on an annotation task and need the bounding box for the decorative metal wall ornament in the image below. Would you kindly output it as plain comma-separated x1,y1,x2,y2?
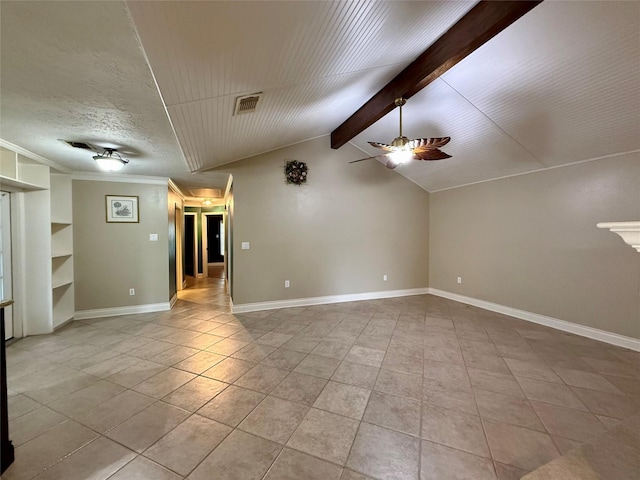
284,159,308,185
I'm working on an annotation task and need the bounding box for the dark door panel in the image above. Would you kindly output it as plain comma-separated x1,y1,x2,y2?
207,215,224,263
185,215,195,276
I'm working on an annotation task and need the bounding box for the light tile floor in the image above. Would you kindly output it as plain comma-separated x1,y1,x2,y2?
3,290,639,479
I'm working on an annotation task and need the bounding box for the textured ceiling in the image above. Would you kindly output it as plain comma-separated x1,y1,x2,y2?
0,0,227,191
1,1,639,193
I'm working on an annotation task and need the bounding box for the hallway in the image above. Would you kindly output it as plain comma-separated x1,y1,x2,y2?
177,265,229,312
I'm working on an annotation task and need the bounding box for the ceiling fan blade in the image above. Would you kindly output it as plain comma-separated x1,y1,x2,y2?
349,155,384,164
413,149,452,161
409,137,451,151
368,141,394,152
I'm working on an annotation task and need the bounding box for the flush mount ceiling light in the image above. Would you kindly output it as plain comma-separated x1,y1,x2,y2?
93,148,129,172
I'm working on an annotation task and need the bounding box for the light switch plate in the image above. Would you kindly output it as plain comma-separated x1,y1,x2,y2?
149,233,159,241
242,242,250,250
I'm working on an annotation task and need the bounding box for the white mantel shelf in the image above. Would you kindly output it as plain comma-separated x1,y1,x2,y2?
597,221,640,252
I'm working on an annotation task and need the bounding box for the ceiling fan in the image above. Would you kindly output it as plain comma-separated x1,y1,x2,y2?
349,97,451,169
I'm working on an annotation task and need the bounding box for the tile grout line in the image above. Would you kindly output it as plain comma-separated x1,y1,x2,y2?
6,294,639,480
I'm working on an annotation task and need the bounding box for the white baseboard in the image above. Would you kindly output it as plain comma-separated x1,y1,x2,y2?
231,287,429,314
428,288,640,352
170,294,178,308
74,302,171,320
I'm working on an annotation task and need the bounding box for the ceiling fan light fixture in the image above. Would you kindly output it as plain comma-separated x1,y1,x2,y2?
391,135,410,148
93,148,129,172
349,97,451,169
388,148,414,166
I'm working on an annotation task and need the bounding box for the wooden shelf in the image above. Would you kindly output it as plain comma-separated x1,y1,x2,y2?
52,279,73,290
0,174,46,192
51,224,72,259
51,223,72,233
0,148,50,191
52,272,73,329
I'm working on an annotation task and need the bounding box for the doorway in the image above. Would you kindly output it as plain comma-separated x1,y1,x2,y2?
204,214,224,266
175,205,184,290
178,211,229,309
184,213,196,278
0,192,13,340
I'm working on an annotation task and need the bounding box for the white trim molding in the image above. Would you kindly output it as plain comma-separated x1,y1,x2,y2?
430,149,640,193
71,172,169,185
224,174,233,199
231,288,429,314
74,302,171,320
170,294,178,308
597,221,640,252
0,138,71,173
168,179,187,199
429,288,640,352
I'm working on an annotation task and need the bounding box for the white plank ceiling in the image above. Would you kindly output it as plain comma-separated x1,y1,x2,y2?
1,1,639,193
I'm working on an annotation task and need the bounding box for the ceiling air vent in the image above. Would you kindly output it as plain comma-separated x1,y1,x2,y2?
233,93,262,115
62,140,95,151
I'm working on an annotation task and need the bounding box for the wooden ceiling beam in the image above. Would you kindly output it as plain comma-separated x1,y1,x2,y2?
330,0,543,149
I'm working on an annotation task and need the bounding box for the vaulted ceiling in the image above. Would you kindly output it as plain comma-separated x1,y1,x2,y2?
1,1,638,193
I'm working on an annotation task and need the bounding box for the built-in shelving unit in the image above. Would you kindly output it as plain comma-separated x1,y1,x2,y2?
51,223,73,257
52,284,74,328
0,147,49,192
52,255,73,288
50,173,74,328
0,143,75,336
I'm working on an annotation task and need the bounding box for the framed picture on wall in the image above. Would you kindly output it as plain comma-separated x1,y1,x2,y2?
106,195,139,223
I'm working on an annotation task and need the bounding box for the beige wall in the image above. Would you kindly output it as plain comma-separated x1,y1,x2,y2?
429,153,640,338
73,180,170,311
221,136,430,305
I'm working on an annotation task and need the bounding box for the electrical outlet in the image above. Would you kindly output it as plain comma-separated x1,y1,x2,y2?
457,277,462,284
284,280,290,288
241,242,250,250
129,288,135,295
149,233,158,241
383,275,388,281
